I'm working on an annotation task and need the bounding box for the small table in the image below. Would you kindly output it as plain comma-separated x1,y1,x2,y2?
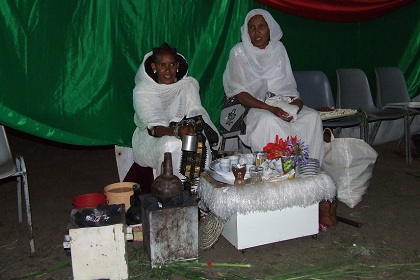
198,172,336,250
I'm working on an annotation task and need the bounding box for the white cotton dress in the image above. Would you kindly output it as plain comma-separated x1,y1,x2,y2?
132,51,219,179
223,9,324,162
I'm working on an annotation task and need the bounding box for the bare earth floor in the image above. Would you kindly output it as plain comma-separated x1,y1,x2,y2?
0,128,419,279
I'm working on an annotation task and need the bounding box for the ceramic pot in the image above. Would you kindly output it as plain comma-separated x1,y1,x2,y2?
151,152,183,204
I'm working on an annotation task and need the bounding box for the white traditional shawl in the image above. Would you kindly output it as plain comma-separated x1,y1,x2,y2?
133,51,211,130
223,9,299,100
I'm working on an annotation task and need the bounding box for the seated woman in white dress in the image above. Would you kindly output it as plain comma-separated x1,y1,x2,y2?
132,43,220,182
222,9,324,163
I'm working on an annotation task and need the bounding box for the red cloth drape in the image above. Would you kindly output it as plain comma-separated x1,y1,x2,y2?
257,0,414,22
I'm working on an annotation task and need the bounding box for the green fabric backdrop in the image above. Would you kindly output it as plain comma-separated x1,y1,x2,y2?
0,0,419,147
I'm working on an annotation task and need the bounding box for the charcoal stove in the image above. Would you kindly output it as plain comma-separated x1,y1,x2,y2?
141,191,198,268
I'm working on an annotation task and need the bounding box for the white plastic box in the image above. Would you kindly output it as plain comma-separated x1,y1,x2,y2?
222,204,318,250
68,223,128,280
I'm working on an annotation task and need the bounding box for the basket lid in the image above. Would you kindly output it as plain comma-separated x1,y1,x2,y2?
198,212,224,250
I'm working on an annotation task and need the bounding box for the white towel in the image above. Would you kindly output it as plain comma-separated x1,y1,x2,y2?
265,96,299,121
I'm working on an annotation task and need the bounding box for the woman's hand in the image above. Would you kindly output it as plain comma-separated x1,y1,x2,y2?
178,125,196,137
235,92,295,122
270,107,293,122
290,97,303,113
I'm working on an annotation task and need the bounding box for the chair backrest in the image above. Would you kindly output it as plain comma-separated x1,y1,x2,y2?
336,68,378,114
0,125,17,177
375,66,411,108
220,95,248,135
293,71,335,109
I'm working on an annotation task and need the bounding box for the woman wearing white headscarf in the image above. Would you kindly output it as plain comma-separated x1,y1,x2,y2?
223,9,324,162
132,43,219,180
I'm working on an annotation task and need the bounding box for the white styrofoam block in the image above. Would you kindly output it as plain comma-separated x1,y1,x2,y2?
115,145,135,181
222,204,318,250
114,145,158,181
69,223,128,280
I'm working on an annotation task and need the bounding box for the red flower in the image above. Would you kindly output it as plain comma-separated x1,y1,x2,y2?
263,135,309,166
263,135,299,160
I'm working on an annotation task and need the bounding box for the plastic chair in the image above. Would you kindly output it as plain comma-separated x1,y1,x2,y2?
375,66,420,144
336,68,411,164
293,70,366,141
0,125,35,253
375,67,413,106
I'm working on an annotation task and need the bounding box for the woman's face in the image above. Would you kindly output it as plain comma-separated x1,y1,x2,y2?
247,15,270,49
151,51,179,84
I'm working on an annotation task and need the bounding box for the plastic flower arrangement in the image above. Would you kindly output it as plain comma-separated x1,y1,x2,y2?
263,135,309,167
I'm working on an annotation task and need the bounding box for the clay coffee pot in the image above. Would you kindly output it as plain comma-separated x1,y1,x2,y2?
151,152,184,205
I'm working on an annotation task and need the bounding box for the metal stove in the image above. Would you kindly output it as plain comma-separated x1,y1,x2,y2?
140,192,198,268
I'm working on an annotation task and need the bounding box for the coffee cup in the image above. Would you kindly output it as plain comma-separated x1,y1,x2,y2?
219,158,231,165
228,155,240,165
245,153,255,165
219,163,231,172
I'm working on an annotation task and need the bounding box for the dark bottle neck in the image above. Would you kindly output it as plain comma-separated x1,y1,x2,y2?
162,152,174,175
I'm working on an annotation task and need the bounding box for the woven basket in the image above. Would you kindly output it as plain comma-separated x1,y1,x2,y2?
104,182,135,210
198,212,224,250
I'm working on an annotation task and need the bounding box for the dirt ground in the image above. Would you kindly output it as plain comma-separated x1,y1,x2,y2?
1,128,419,279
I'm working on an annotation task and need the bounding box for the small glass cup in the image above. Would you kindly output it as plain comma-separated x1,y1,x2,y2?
254,152,267,167
249,166,264,177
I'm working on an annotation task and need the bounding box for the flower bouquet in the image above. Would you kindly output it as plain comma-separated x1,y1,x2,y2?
263,135,309,173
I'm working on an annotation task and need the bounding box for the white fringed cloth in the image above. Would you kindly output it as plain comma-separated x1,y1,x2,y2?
198,172,336,221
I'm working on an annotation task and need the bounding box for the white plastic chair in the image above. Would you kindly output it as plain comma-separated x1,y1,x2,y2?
375,67,413,107
375,66,420,146
293,70,367,142
336,68,411,165
0,125,35,253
